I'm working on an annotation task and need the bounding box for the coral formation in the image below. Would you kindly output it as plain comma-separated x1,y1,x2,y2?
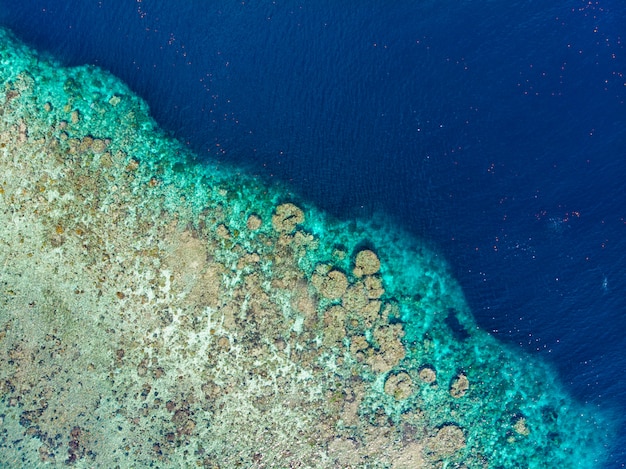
427,424,466,459
353,249,381,277
271,202,304,233
450,372,470,398
384,372,414,400
419,366,438,384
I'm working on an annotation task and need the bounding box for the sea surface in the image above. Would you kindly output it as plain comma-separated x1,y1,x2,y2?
1,0,624,466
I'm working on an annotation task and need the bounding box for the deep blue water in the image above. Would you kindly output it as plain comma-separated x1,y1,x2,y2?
1,1,625,465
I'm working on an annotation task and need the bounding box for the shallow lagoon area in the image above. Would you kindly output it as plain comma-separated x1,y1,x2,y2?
0,28,613,468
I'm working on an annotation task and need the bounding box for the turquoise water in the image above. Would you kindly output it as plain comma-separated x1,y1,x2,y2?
0,19,618,469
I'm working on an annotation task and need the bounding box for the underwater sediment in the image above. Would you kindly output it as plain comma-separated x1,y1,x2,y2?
0,28,609,468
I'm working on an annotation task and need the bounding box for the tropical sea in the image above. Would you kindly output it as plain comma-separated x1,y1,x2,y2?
0,0,624,467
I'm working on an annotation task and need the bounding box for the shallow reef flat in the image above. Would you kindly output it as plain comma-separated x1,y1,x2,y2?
0,28,610,468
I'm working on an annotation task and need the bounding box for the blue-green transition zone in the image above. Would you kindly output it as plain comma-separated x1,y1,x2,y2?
0,28,610,467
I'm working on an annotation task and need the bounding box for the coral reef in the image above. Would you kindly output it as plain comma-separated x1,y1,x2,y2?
0,28,610,468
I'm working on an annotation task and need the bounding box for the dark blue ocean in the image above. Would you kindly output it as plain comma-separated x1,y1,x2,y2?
1,1,624,465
